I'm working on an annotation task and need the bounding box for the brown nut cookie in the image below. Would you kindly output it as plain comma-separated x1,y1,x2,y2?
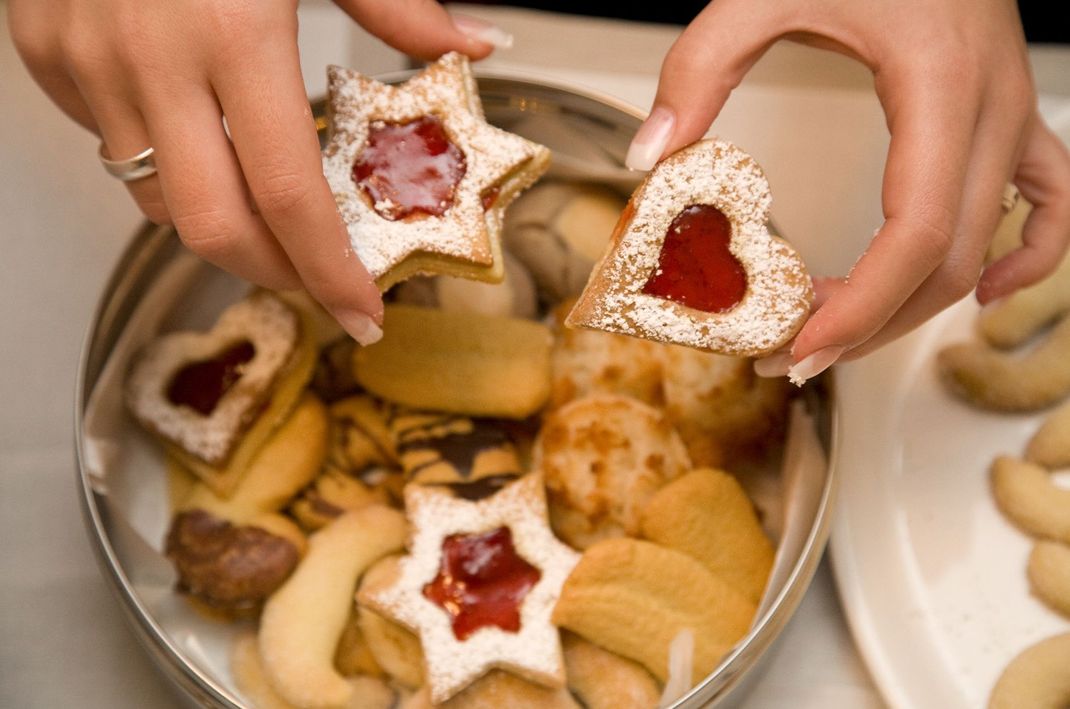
991,456,1070,543
989,633,1070,709
178,394,328,523
534,394,690,549
259,506,407,709
552,537,756,685
1028,541,1070,619
937,315,1070,412
640,469,774,603
354,305,553,418
548,300,665,410
562,632,661,709
165,510,303,616
402,671,581,709
1026,400,1070,470
658,345,789,467
391,410,522,487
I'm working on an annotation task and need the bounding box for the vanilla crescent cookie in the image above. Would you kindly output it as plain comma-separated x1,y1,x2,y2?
566,139,812,357
322,53,551,290
126,292,299,467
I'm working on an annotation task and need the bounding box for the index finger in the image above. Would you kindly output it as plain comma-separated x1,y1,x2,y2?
789,64,981,372
209,26,383,344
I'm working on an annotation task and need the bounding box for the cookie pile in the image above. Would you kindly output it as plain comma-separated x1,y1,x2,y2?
937,236,1070,707
121,58,806,708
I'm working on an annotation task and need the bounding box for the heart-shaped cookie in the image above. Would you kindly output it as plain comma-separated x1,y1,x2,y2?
126,292,300,466
566,139,812,357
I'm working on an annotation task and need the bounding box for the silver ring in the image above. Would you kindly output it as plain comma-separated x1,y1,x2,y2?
98,143,157,182
1001,183,1020,214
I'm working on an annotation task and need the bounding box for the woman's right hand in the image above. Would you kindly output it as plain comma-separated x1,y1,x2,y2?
7,0,511,344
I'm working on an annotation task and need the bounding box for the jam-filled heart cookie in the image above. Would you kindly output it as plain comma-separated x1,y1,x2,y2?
126,292,303,468
567,139,812,357
322,53,551,291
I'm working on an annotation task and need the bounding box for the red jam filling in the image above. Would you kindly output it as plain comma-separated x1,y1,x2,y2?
353,115,466,220
166,341,256,415
423,526,540,641
480,185,500,211
641,204,747,312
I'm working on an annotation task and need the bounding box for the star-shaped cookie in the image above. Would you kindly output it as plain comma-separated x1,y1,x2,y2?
359,473,579,703
322,53,551,291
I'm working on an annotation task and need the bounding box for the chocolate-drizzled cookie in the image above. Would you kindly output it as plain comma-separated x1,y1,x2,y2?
390,410,522,493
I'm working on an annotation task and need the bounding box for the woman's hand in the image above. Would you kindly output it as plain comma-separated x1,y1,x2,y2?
7,0,511,344
627,0,1070,381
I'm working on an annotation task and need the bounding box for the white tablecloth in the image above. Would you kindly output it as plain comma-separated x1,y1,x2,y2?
1,2,1065,706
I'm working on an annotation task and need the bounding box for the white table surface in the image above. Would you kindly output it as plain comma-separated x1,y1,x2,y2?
1,3,1065,707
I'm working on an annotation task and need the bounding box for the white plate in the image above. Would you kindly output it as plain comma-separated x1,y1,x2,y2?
830,297,1070,709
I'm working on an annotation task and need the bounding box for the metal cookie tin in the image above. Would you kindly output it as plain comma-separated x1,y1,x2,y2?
75,73,838,709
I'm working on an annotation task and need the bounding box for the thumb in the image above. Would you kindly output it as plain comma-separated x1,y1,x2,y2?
626,0,783,170
334,0,512,61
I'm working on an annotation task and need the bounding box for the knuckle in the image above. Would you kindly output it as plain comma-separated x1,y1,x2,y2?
251,171,312,217
172,208,239,259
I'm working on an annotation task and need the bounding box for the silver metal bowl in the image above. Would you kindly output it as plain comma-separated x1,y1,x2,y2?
75,73,838,709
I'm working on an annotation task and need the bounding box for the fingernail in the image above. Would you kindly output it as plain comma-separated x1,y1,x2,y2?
787,345,845,387
753,352,792,378
335,309,383,347
625,106,675,171
452,15,514,49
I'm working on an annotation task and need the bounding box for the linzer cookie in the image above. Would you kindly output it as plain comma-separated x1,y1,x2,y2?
322,53,551,290
126,292,301,468
567,139,812,357
360,474,579,703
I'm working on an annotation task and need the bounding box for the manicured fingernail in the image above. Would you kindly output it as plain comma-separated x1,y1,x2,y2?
452,15,514,49
625,106,675,171
787,345,845,387
753,352,792,378
335,309,383,346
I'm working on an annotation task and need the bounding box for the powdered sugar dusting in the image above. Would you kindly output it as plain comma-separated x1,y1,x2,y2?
567,139,812,357
363,473,579,703
125,293,298,465
322,54,550,284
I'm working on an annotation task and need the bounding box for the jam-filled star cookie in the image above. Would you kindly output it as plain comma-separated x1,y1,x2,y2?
322,53,551,290
567,139,812,357
360,473,579,703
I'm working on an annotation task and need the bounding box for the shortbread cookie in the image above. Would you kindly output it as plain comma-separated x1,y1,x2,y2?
552,537,756,684
504,181,627,301
322,53,551,290
165,510,304,616
989,633,1070,709
332,608,383,678
658,345,790,467
361,474,579,703
433,250,538,319
390,411,521,486
567,139,812,357
233,633,398,709
548,300,664,409
1028,541,1070,618
979,250,1070,349
640,469,775,603
127,292,301,467
178,395,328,523
937,315,1070,412
325,395,398,474
402,671,581,709
990,456,1070,543
289,468,395,531
562,632,661,709
259,506,407,709
357,555,425,689
534,394,690,549
354,305,552,418
1026,400,1070,470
